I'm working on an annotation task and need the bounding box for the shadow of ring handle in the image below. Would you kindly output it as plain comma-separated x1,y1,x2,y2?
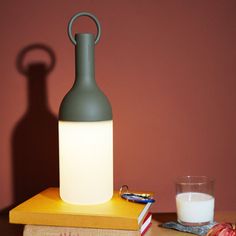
16,44,56,76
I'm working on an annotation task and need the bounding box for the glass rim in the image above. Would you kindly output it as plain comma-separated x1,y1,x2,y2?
175,175,215,185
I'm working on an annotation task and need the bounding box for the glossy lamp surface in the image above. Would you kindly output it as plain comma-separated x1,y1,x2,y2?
59,14,113,205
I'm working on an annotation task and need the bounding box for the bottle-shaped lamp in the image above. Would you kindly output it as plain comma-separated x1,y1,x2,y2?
59,12,113,205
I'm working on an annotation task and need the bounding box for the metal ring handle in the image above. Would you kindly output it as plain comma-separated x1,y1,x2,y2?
68,12,101,45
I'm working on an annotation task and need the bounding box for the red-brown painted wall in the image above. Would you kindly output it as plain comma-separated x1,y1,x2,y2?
0,0,235,212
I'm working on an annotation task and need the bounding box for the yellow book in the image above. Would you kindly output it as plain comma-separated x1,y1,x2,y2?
10,188,153,230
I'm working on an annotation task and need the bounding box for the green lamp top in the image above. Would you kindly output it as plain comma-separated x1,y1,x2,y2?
59,12,112,122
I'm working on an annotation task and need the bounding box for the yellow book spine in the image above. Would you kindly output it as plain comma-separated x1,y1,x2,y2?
10,210,138,230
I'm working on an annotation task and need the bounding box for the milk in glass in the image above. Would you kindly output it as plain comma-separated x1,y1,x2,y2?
176,192,214,224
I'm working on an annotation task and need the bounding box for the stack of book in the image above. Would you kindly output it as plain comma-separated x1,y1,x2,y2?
9,188,154,236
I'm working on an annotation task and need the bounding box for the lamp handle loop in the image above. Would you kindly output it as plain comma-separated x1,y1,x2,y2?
68,12,101,45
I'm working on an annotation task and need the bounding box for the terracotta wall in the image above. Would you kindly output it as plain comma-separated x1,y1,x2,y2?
0,0,235,212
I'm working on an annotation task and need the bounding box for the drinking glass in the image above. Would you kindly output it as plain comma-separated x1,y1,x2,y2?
175,176,215,226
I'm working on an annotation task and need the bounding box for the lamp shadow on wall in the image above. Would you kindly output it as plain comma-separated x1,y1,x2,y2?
11,44,59,205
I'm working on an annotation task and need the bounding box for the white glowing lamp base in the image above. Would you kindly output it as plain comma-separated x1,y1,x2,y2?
59,120,113,205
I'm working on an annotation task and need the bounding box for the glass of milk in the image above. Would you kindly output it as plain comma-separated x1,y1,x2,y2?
175,176,215,226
